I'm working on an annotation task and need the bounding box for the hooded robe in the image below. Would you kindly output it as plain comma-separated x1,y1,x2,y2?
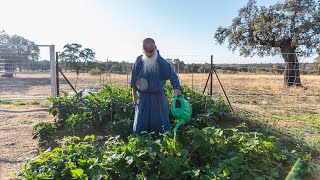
130,50,181,135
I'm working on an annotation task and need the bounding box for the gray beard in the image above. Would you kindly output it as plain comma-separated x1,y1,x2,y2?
142,50,158,73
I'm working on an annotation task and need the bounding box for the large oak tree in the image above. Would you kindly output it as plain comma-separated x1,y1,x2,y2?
0,30,39,77
214,0,320,86
59,43,95,75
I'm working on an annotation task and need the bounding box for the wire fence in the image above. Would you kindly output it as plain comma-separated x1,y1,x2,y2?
2,49,319,117
56,53,319,118
0,44,55,100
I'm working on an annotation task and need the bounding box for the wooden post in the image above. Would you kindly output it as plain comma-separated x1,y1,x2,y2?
127,62,129,85
191,65,194,91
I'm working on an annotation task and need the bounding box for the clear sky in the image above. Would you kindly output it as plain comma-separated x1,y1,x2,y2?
0,0,315,63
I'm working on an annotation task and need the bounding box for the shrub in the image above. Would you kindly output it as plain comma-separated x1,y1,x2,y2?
88,67,102,75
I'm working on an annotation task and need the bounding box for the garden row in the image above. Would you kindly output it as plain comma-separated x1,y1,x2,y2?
17,85,309,179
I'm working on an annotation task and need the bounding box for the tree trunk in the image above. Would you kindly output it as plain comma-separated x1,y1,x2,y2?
64,62,69,73
280,47,302,86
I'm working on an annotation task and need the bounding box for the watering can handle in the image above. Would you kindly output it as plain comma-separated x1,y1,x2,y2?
173,93,185,98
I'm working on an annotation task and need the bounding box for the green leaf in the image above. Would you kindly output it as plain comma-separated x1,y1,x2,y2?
92,173,102,180
71,168,84,178
200,175,211,180
84,135,95,141
219,130,224,136
223,168,230,177
270,168,279,178
230,156,244,165
126,156,134,165
191,169,200,178
305,153,312,160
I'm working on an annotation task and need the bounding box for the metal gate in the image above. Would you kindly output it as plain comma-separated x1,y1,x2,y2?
0,44,57,100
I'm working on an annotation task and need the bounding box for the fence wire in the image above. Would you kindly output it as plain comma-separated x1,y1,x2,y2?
57,53,320,117
0,45,53,100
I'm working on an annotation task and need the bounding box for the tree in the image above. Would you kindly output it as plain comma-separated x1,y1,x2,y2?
172,58,185,73
0,30,39,77
166,58,173,66
198,63,211,73
214,0,320,86
59,43,82,73
59,43,95,74
184,64,192,73
59,43,95,89
80,48,95,66
111,63,122,73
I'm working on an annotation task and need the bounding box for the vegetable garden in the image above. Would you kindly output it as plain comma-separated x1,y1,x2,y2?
16,84,312,179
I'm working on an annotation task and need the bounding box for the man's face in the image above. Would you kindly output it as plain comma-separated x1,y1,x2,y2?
143,44,156,58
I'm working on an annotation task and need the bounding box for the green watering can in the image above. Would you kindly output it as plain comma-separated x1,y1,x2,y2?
171,95,192,131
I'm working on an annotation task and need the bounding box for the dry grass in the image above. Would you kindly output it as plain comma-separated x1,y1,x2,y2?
177,73,320,115
2,72,319,115
59,72,320,114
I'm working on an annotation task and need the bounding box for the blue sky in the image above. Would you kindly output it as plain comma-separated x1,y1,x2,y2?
0,0,315,63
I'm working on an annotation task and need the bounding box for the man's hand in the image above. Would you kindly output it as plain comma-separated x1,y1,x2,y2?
174,89,181,96
132,87,140,105
133,94,140,105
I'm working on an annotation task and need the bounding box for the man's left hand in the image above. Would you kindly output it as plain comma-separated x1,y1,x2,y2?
174,89,181,96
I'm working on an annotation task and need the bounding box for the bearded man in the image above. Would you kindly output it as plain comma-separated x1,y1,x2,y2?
130,38,182,136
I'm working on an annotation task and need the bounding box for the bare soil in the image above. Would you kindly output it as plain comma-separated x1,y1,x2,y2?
0,104,52,180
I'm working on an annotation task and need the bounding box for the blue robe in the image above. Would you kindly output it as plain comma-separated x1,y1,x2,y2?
130,51,181,136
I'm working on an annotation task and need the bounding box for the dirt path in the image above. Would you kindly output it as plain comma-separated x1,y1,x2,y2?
0,104,52,180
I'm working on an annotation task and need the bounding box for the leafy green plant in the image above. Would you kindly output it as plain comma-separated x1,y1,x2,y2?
32,122,57,143
20,127,308,179
23,84,311,179
48,91,85,123
105,118,133,139
65,113,94,132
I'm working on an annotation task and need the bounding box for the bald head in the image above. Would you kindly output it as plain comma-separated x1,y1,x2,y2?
143,38,155,45
142,38,157,58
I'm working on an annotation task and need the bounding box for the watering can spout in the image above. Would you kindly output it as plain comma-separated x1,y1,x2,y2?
174,119,186,131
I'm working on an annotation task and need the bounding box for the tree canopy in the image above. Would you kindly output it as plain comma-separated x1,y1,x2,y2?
214,0,320,86
59,43,95,74
0,30,40,77
215,0,320,57
0,30,39,61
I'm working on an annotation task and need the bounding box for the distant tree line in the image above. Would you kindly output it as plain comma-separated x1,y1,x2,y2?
58,57,320,75
1,30,318,77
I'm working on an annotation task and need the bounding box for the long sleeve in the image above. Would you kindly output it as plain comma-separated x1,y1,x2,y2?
130,61,138,89
162,60,182,91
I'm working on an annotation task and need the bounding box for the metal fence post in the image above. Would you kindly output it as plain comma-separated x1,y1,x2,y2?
50,45,57,97
55,52,60,96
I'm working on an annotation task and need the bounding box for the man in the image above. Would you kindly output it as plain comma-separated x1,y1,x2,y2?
130,38,182,136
